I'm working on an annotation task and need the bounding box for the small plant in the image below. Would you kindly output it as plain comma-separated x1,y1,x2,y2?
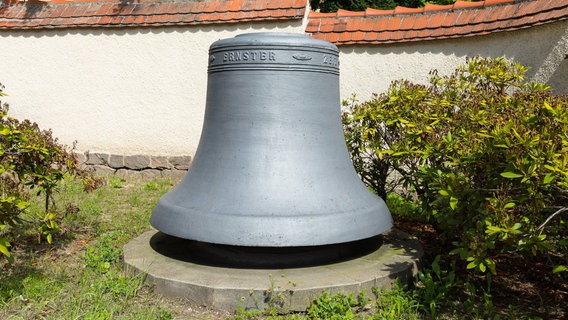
306,291,358,319
372,283,421,320
83,233,121,273
108,176,126,189
238,274,297,317
0,82,101,262
234,307,264,320
145,180,159,191
412,255,458,317
264,273,296,315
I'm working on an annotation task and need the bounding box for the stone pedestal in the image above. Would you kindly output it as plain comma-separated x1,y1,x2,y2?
123,229,422,312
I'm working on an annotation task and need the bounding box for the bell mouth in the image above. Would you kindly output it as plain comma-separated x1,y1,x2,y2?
149,232,384,269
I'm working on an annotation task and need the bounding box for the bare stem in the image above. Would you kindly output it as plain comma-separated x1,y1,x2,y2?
537,207,568,231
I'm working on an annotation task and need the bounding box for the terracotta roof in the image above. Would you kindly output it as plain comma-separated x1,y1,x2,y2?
306,0,568,45
0,0,566,46
0,0,307,29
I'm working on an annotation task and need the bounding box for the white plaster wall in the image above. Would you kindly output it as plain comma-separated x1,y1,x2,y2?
0,21,305,156
0,19,565,157
339,21,568,101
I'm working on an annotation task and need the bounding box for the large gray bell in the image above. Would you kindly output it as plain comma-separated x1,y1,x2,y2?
150,33,392,247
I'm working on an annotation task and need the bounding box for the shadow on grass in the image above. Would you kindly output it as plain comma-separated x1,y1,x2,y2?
0,262,44,303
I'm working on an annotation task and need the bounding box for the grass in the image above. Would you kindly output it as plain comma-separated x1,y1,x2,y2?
0,173,179,319
1,174,566,319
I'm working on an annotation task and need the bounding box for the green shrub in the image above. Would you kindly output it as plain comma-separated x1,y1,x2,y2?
343,57,568,275
0,83,100,262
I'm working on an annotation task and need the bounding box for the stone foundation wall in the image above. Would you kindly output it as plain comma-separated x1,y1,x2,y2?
74,152,191,178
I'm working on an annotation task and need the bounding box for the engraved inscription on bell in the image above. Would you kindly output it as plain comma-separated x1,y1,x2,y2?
150,33,392,247
222,50,276,62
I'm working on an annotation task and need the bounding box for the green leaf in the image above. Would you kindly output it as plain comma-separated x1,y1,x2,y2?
512,128,524,141
553,265,567,273
485,225,502,235
449,196,458,210
500,171,523,179
504,202,516,209
476,132,493,138
16,200,29,209
466,261,477,269
439,189,450,196
0,237,11,257
543,173,554,184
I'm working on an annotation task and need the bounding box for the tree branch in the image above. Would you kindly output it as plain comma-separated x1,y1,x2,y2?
537,207,568,231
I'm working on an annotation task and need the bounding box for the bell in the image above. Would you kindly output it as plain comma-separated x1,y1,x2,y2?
150,33,392,248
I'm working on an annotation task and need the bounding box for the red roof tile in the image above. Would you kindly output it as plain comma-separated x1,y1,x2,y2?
386,16,402,31
346,18,361,31
333,20,347,32
360,18,375,31
399,15,415,30
337,9,365,17
423,3,454,12
362,31,376,42
307,0,568,45
374,17,388,31
453,0,483,9
0,0,307,29
441,11,461,28
364,8,393,16
485,0,514,5
394,6,422,14
413,14,429,29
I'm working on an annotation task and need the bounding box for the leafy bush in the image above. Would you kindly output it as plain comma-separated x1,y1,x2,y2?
0,83,100,262
343,57,568,275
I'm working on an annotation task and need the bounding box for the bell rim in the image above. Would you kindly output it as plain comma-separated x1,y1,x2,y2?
150,199,393,247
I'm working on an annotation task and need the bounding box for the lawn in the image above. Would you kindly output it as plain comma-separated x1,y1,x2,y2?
0,173,221,319
0,173,566,319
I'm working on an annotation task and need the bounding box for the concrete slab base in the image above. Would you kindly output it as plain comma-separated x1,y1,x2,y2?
123,229,423,312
